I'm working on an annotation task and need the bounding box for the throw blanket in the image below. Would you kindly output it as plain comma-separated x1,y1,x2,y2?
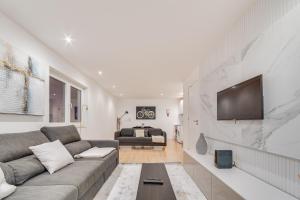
74,147,115,158
152,136,165,143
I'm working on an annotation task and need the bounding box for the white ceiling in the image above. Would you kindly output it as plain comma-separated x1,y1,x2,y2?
0,0,255,98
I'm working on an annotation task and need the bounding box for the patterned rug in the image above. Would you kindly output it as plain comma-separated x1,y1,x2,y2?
94,163,206,200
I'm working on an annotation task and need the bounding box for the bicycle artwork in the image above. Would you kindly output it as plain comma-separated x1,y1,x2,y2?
136,106,156,120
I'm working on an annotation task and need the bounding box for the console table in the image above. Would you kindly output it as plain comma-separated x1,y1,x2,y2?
183,150,297,200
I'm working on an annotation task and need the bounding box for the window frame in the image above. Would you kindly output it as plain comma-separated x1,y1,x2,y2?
49,74,84,125
49,76,66,123
70,85,82,123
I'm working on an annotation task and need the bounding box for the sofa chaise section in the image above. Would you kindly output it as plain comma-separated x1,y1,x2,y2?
23,160,105,199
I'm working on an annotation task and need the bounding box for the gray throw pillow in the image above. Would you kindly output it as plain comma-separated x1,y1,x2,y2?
148,128,163,136
120,128,134,137
7,155,45,185
0,162,15,185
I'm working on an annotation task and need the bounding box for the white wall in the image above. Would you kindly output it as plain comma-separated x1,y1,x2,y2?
183,1,300,198
117,99,179,138
0,12,117,139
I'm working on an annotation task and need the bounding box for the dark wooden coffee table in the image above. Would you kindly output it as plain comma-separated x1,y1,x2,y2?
136,163,177,200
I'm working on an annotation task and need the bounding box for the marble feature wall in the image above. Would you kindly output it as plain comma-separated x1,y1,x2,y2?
197,3,300,160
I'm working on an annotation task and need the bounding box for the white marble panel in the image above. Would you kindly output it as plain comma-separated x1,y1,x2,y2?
196,4,300,160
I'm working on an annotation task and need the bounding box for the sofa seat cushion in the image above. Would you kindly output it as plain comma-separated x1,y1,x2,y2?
118,137,152,144
75,150,118,180
24,161,105,199
4,185,78,200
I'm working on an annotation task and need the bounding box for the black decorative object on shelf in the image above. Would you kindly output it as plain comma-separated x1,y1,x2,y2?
215,150,233,169
136,106,156,120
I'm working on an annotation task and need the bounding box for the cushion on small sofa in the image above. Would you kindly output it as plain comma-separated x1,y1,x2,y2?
134,129,145,137
40,125,81,144
148,128,163,136
120,128,135,137
64,141,92,156
6,155,45,185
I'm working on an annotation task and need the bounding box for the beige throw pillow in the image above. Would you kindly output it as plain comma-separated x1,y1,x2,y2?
135,129,145,137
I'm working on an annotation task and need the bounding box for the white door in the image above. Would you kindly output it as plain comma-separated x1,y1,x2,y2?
187,81,201,150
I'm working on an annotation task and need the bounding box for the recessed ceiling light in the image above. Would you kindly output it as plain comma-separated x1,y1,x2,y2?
64,34,73,45
112,85,116,89
98,71,103,75
120,93,123,97
160,93,164,96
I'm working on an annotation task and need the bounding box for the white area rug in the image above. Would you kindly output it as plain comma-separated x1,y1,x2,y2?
94,163,206,200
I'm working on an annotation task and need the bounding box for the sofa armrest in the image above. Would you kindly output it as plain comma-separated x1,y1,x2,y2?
163,131,167,146
114,131,121,139
87,140,119,149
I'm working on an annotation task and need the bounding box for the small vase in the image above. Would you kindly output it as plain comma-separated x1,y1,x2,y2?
196,133,208,155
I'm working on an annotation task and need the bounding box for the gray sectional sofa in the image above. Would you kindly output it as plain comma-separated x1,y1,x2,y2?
0,125,119,200
115,128,167,147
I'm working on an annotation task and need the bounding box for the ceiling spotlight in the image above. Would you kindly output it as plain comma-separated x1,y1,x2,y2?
64,34,73,45
98,71,103,75
160,93,164,96
112,85,116,89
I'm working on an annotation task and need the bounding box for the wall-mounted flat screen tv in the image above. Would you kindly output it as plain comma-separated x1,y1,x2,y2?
217,75,264,120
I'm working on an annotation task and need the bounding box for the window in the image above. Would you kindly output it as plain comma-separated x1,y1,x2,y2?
70,86,81,122
49,77,65,122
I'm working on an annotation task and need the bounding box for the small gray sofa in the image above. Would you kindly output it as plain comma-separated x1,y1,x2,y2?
115,128,167,147
0,125,119,200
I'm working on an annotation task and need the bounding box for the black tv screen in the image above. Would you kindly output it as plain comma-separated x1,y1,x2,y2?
217,75,264,120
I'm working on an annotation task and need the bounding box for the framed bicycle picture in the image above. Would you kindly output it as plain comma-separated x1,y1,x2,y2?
136,106,156,120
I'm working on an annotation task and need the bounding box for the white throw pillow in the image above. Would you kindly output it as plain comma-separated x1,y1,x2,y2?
29,140,74,174
135,129,145,137
0,168,16,199
74,147,115,158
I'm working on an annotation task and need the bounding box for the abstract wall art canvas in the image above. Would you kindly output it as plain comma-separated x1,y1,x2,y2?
0,40,46,115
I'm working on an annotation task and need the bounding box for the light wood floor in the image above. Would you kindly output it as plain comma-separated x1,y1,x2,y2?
119,139,183,163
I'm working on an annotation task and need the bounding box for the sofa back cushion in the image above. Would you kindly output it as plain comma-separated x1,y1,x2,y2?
148,128,163,136
41,125,81,144
64,141,92,156
0,131,49,163
120,128,134,137
6,155,45,185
